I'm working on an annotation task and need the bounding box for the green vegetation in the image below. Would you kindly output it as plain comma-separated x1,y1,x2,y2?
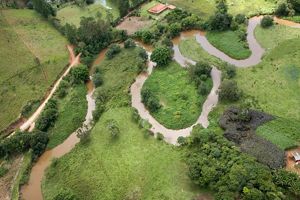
257,117,300,150
179,37,224,66
11,152,32,200
143,62,210,129
0,9,68,132
140,1,171,20
56,3,119,27
47,84,87,149
237,37,300,121
43,46,201,199
206,31,251,59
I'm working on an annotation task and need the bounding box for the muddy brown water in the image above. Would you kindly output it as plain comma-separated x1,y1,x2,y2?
20,52,101,200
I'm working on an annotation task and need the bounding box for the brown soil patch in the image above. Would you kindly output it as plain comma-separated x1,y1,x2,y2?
117,17,152,35
286,147,300,175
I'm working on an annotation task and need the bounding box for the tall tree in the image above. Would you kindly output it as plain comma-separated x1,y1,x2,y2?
117,0,129,17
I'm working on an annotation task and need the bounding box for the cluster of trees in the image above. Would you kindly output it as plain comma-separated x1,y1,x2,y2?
189,62,212,96
275,0,300,17
115,0,147,17
106,119,120,138
141,88,161,112
134,9,205,45
36,99,58,132
184,125,300,200
0,130,48,160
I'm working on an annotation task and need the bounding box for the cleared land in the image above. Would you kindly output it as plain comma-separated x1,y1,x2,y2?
0,9,68,132
143,62,210,129
206,31,251,60
47,84,87,149
42,48,201,199
56,2,119,27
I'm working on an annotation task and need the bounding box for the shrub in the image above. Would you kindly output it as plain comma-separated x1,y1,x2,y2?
261,16,274,28
219,79,242,102
198,82,210,95
225,64,236,78
177,136,186,145
156,133,164,141
137,47,148,62
141,88,161,112
124,38,136,48
70,64,89,84
86,0,94,5
141,30,153,44
189,62,212,85
209,12,233,31
235,14,246,24
289,0,300,13
56,80,69,98
92,103,105,122
93,72,103,87
106,119,120,138
30,131,49,160
150,46,172,67
35,99,58,132
106,44,121,59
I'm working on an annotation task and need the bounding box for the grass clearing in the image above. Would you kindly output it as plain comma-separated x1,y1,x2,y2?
257,117,300,150
47,84,87,149
56,2,119,27
255,24,300,52
143,62,210,129
140,1,171,21
42,108,199,200
179,37,224,67
0,9,68,132
206,31,251,60
42,47,202,199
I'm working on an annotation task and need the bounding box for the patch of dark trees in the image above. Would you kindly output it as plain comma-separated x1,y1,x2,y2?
219,107,285,169
183,125,300,200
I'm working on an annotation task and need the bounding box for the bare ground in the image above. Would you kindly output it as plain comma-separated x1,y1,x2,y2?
116,17,152,35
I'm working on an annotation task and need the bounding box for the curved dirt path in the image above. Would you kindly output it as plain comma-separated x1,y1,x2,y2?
19,45,80,132
131,49,221,144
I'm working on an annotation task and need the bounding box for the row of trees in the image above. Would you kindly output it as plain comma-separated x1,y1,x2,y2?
184,125,300,200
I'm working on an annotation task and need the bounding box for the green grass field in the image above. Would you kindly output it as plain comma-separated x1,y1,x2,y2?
42,47,202,199
47,84,87,149
206,31,251,60
166,0,276,18
56,2,119,27
140,1,170,21
42,108,200,200
0,9,69,132
179,37,224,67
143,62,210,129
257,117,300,150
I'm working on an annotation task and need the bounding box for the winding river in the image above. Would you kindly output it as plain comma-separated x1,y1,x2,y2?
18,16,300,199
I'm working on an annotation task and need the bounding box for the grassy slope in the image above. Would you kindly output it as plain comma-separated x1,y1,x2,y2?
47,84,87,149
42,48,200,199
166,0,276,18
143,62,210,129
206,31,251,60
56,2,119,27
0,9,68,131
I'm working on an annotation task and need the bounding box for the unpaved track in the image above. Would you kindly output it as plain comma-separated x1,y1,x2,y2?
19,45,80,132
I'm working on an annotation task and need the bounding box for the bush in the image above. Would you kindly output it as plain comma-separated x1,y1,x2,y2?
92,72,103,87
70,64,89,84
86,0,94,5
137,47,148,62
106,119,120,138
35,99,58,132
177,136,186,145
235,14,246,24
156,133,164,141
189,62,212,85
92,103,105,122
261,16,274,28
225,64,236,79
56,80,69,98
219,79,242,102
141,30,153,44
106,44,121,59
150,46,172,67
198,82,210,95
30,131,49,160
168,23,182,38
124,38,136,48
141,88,161,112
290,0,300,13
